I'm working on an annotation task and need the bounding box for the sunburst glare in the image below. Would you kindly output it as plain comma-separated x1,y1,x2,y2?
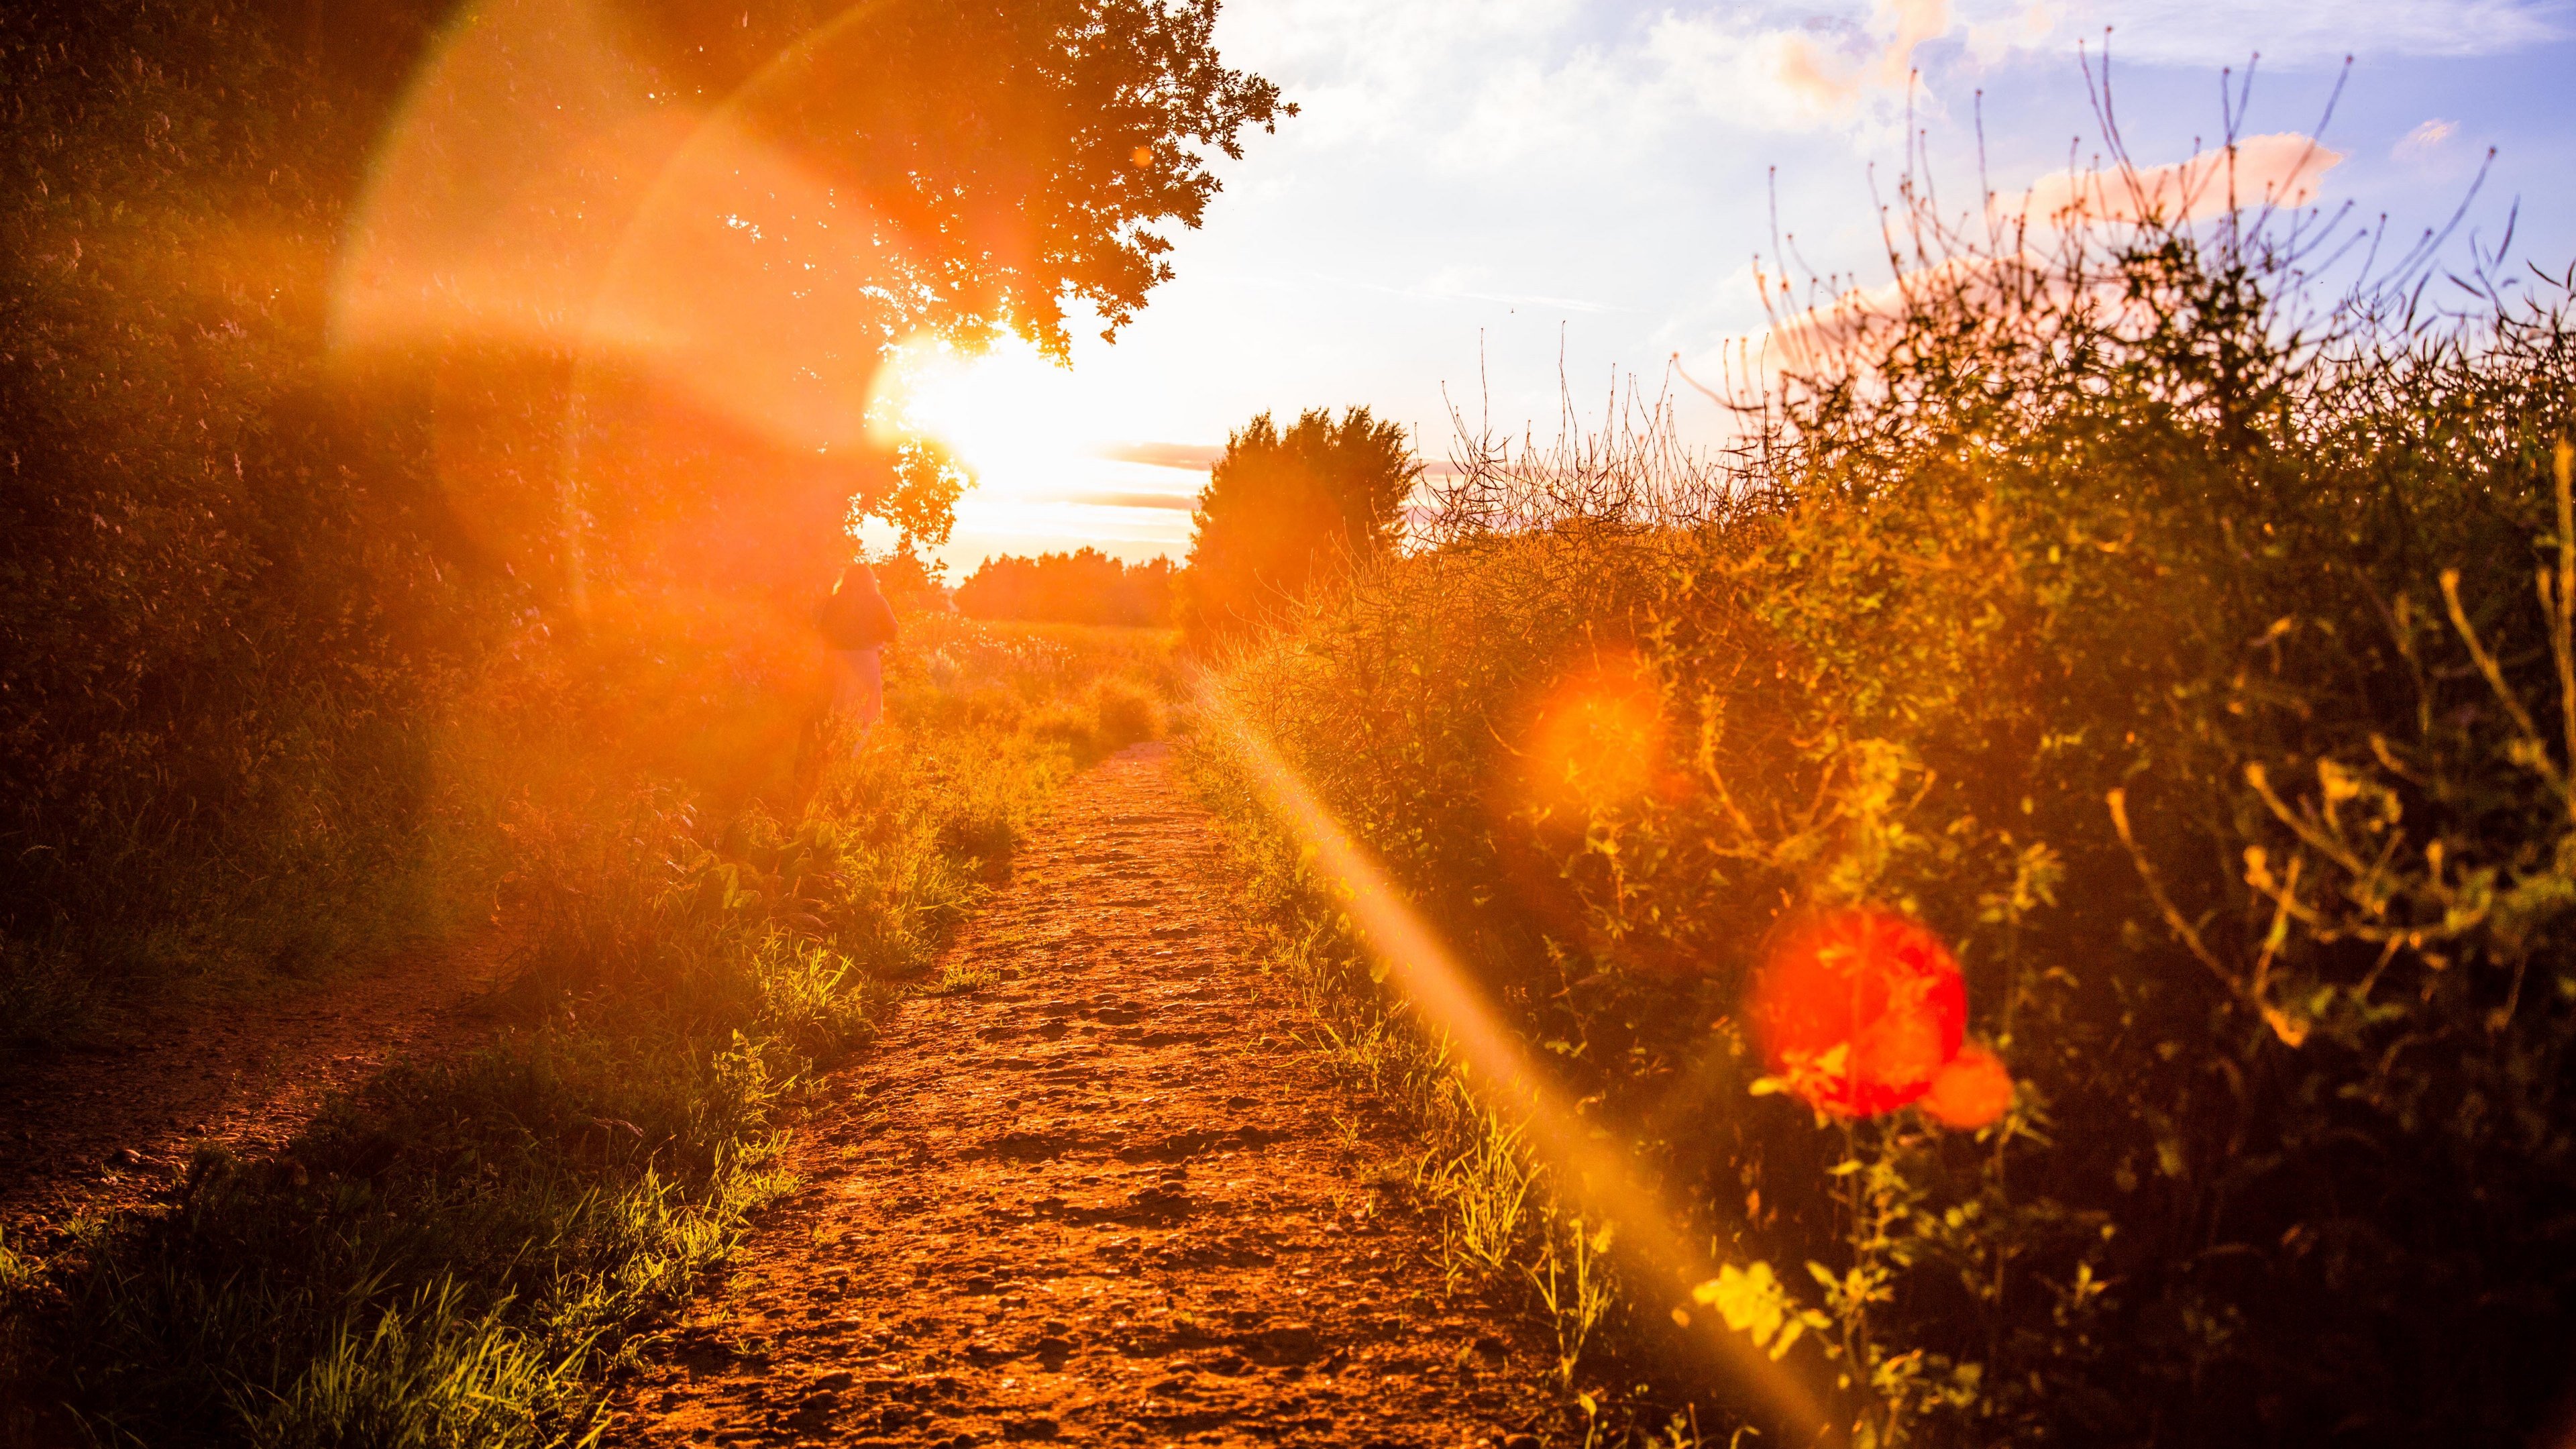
871,336,1105,504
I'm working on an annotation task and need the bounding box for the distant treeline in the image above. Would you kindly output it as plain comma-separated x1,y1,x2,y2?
955,548,1174,627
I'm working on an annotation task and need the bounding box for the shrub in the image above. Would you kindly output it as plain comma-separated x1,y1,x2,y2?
1177,406,1419,648
1205,152,2576,1446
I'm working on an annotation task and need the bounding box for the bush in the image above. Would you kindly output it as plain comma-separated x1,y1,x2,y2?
1203,163,2576,1445
1177,406,1418,648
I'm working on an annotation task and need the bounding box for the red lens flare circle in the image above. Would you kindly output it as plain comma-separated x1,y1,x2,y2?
1751,909,1967,1118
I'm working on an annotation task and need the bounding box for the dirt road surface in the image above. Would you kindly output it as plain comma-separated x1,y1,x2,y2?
0,933,507,1237
602,743,1562,1448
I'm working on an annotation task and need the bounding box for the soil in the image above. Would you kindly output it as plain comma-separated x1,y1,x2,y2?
600,743,1565,1449
0,931,508,1239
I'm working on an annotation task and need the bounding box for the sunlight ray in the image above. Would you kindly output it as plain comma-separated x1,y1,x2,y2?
1208,693,1837,1441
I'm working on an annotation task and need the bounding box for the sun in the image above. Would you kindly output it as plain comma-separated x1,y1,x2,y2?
868,334,1100,504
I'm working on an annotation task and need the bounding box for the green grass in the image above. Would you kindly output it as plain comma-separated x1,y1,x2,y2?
1179,760,1600,1394
0,618,1171,1447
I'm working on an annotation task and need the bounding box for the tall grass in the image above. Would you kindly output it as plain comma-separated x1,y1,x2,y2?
0,0,511,1049
0,618,1174,1447
1200,140,2576,1445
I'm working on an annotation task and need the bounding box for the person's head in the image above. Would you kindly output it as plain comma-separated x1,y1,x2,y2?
836,561,877,595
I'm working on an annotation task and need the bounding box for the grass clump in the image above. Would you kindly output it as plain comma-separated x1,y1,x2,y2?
928,961,1004,996
1199,135,2576,1446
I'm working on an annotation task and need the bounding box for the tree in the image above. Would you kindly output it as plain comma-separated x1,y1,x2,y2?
1177,407,1419,646
340,0,1296,573
730,0,1294,360
0,0,1286,977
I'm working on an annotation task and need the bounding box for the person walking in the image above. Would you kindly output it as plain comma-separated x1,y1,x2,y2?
816,560,900,749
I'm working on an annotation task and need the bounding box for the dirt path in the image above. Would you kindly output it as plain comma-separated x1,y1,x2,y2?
602,743,1562,1449
0,932,508,1238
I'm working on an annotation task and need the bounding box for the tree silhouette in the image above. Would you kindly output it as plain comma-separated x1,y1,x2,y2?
0,0,1287,967
1178,407,1419,647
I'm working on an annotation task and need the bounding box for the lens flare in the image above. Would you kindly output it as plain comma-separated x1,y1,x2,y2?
1751,910,1965,1118
1210,692,1834,1440
331,0,1020,612
329,0,975,798
1515,651,1670,816
867,335,1102,503
1922,1041,2013,1130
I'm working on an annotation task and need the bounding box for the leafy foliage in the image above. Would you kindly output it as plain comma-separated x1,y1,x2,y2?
1211,181,2576,1444
1178,406,1420,647
0,0,1277,1031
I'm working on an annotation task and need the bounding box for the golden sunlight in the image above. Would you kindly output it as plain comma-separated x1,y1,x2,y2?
1517,652,1670,815
32,0,2575,1440
869,335,1106,510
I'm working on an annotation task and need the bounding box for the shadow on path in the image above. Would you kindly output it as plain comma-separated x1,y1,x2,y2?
0,931,509,1237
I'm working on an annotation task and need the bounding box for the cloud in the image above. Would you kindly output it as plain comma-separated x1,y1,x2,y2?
1221,0,2565,188
1687,132,2344,382
1994,133,2345,225
1062,491,1200,511
1964,0,2565,64
1213,0,1582,153
1732,252,2048,378
1650,0,2560,142
1097,441,1224,470
1649,6,1951,137
1773,0,1956,109
1226,0,1974,172
1964,1,2063,63
2393,118,2460,162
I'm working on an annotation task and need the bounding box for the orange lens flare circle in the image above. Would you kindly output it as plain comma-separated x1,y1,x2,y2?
1517,654,1669,815
1751,908,1970,1119
1923,1042,2014,1130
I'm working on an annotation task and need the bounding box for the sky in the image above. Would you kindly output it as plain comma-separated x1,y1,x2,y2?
892,0,2576,574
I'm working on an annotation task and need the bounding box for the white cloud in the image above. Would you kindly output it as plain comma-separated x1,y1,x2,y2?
1957,0,2565,65
1213,0,1583,152
1212,0,2565,183
1218,0,1972,175
2393,118,2460,162
1964,1,2064,63
1649,1,1980,140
